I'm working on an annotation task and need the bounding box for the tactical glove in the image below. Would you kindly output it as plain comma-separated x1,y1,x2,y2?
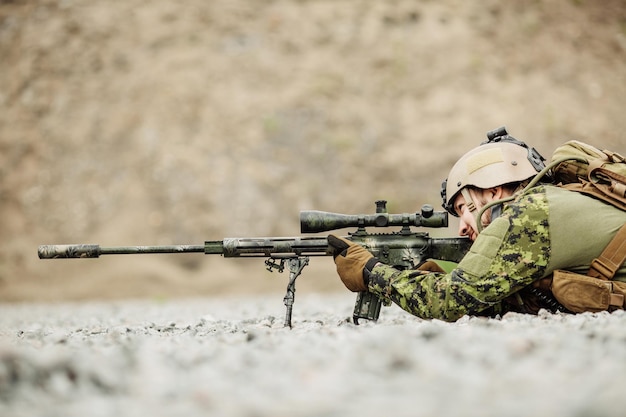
327,234,377,292
417,260,446,273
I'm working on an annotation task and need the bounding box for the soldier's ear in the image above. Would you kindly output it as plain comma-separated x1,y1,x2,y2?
488,186,505,200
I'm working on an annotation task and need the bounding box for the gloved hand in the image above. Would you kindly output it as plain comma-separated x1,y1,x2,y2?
417,260,446,273
327,234,375,292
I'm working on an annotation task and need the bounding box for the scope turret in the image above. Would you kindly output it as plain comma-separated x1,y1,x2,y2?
300,203,448,233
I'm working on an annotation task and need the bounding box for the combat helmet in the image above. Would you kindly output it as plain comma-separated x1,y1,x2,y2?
441,127,546,217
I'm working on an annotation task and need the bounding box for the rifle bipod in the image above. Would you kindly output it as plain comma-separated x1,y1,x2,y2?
265,256,310,328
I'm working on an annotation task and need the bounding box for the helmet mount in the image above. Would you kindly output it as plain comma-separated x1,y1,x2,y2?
482,127,546,173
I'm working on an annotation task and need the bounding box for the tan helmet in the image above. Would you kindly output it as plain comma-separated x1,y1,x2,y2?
441,127,546,216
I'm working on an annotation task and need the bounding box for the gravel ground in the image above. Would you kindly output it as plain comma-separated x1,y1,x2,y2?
1,293,626,417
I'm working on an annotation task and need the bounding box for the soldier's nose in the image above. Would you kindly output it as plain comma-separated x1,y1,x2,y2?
458,220,470,238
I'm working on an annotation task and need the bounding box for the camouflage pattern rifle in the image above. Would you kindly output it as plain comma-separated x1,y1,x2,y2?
38,201,471,327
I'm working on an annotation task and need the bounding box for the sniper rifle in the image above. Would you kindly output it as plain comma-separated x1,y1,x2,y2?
38,200,471,327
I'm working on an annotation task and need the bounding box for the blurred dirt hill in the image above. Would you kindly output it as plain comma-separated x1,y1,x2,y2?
1,0,626,301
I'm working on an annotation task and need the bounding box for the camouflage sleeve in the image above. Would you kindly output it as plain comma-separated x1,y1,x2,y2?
366,188,552,321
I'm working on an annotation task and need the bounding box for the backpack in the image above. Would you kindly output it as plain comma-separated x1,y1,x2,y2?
550,140,626,211
545,140,626,312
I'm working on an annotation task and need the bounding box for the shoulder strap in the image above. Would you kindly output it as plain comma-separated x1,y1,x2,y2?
588,223,626,280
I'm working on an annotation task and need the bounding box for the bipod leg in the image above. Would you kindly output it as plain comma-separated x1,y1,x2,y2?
281,256,309,328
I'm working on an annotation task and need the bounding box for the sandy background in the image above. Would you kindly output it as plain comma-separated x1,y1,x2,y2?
2,0,626,301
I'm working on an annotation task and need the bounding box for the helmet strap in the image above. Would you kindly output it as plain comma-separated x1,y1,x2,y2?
460,188,477,214
460,188,484,231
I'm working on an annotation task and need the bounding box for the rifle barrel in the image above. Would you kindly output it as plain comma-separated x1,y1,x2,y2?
37,238,330,259
38,244,205,259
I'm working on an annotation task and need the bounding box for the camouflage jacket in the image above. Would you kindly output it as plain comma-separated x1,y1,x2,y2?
366,185,626,321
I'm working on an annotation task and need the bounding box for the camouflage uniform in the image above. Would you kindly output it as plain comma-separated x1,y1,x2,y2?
366,185,626,321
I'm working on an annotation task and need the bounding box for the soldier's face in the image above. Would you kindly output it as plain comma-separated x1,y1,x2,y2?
453,187,504,241
454,193,480,241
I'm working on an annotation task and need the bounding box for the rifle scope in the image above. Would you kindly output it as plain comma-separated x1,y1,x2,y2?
300,203,448,233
